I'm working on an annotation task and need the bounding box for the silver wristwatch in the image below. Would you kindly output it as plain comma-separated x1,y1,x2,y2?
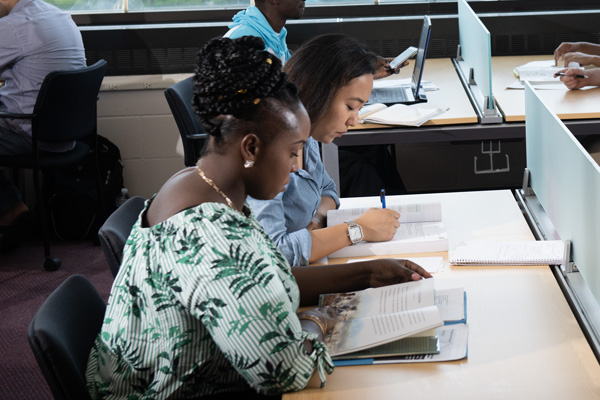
344,220,364,245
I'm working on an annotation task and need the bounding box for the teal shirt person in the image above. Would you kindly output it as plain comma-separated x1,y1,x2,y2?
224,5,291,64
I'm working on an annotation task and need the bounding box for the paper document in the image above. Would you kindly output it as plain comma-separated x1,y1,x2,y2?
328,202,442,226
328,203,448,258
346,256,444,274
435,287,466,324
508,59,580,90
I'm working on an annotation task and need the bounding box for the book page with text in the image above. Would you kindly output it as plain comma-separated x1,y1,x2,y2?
320,279,444,356
327,202,442,227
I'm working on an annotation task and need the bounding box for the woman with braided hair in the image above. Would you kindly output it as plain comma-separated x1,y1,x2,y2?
86,36,429,399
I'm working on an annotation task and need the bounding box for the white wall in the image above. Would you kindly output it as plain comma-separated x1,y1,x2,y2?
98,73,192,199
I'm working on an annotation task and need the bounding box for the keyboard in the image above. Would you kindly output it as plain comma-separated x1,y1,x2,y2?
368,86,414,104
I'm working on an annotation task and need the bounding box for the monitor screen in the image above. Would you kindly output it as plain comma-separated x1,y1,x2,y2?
411,16,432,97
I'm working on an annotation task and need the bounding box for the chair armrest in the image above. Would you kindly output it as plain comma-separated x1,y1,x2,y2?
0,111,35,119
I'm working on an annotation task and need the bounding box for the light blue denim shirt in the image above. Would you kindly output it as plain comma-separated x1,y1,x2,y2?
248,136,340,266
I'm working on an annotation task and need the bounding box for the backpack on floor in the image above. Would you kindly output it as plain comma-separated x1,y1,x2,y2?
43,135,124,240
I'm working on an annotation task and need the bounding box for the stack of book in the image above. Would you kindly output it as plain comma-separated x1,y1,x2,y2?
319,279,468,366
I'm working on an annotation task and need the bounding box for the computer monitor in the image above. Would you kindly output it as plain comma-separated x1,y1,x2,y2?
412,15,432,100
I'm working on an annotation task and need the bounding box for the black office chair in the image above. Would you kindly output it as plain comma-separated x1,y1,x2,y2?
0,60,108,271
28,274,106,400
164,76,208,167
98,195,146,277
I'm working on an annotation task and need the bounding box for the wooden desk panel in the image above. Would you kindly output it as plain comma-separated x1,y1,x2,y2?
283,190,600,400
357,58,478,129
492,55,600,122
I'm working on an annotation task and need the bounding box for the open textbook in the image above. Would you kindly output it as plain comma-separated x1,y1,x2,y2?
327,202,448,258
318,279,444,358
359,102,449,126
508,59,580,90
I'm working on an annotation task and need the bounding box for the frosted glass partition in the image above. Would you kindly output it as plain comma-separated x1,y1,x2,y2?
456,0,500,123
525,82,600,303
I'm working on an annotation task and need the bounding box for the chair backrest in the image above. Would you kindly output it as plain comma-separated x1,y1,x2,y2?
33,59,107,143
98,196,147,277
164,76,207,166
28,275,106,400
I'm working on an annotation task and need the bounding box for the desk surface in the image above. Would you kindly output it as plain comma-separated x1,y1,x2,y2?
283,190,600,400
358,58,478,129
492,55,600,122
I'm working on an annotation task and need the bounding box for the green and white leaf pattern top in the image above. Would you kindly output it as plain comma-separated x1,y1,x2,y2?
86,200,333,399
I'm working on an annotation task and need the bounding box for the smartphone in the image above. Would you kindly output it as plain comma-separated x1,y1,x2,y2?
389,46,418,70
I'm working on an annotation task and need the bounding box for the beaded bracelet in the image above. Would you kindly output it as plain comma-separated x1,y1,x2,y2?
298,313,326,336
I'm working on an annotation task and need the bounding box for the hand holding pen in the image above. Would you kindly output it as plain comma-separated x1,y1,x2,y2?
354,203,400,242
554,72,588,79
554,68,589,90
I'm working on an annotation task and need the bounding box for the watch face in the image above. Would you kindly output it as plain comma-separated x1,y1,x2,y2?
348,225,363,244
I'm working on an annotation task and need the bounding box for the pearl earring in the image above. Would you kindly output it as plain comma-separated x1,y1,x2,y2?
244,160,254,168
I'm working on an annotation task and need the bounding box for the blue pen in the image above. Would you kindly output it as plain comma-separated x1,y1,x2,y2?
380,189,386,209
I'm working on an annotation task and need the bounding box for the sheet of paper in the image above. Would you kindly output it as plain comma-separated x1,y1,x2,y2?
346,256,444,274
435,287,465,322
506,81,569,90
508,59,581,89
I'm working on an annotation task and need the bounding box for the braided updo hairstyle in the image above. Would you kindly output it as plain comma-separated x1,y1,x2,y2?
193,36,300,153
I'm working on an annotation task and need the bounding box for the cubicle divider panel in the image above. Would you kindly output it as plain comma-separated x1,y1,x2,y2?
524,82,600,303
457,0,492,108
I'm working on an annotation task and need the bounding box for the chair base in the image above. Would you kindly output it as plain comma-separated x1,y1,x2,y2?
44,257,61,271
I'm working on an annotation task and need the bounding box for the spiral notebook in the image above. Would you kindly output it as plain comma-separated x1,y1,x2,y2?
450,240,565,266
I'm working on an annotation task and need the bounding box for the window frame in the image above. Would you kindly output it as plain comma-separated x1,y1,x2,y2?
71,0,600,27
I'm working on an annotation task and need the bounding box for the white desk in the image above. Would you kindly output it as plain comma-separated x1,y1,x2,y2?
284,190,600,400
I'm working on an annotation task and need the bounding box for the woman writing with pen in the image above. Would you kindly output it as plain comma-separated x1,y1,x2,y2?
248,34,403,266
554,41,600,90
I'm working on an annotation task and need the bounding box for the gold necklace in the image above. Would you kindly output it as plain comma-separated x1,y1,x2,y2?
196,167,238,212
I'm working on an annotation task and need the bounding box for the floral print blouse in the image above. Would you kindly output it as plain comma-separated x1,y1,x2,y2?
86,200,333,399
